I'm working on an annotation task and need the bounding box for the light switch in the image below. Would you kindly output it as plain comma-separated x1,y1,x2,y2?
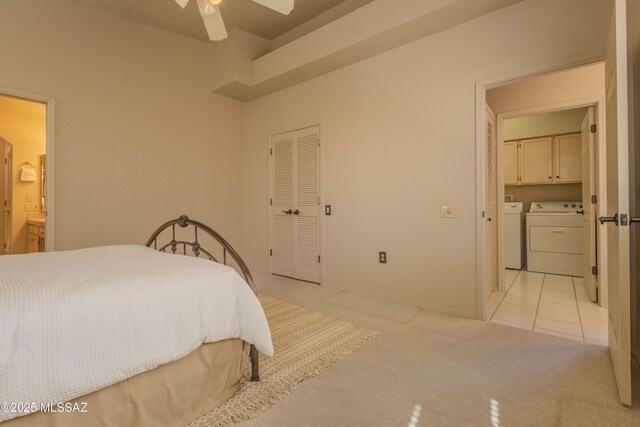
24,203,39,212
440,205,460,218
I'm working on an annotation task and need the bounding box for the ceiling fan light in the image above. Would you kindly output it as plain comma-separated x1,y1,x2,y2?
197,0,217,15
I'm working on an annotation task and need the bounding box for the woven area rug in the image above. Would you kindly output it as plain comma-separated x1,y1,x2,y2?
188,296,379,427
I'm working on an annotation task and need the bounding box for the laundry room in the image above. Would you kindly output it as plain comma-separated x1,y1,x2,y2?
502,107,585,274
484,64,609,344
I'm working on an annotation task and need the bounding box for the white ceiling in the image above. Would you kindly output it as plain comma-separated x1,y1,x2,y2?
64,0,373,42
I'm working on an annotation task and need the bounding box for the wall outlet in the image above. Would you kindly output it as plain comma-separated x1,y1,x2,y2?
379,251,387,264
440,205,460,218
24,203,39,212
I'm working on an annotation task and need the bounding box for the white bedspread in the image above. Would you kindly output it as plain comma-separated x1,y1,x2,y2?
0,245,273,421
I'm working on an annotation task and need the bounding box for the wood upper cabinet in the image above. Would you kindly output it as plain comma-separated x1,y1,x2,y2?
519,137,553,184
503,141,518,185
505,133,581,186
553,133,582,182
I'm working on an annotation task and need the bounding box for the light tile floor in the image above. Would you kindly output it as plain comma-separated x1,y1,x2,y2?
488,270,608,345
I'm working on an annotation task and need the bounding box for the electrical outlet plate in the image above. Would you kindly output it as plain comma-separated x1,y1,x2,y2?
379,251,387,264
440,205,460,218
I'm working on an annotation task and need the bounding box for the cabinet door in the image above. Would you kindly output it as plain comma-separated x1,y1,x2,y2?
503,141,518,185
27,234,39,253
519,137,553,184
553,133,582,182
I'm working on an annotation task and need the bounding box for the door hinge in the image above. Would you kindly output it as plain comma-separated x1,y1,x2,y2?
3,243,6,249
270,198,272,206
591,195,597,204
318,197,320,205
270,249,272,256
595,286,599,303
270,148,272,155
590,124,597,133
592,266,598,276
318,255,320,263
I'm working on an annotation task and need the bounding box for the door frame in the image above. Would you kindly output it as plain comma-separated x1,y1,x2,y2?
0,86,56,252
475,53,605,320
268,122,322,284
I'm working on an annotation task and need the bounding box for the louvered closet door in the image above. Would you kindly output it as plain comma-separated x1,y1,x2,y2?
270,126,320,283
485,105,497,298
271,131,295,277
293,126,320,283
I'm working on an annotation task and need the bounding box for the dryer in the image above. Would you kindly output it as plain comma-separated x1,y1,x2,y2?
526,201,583,276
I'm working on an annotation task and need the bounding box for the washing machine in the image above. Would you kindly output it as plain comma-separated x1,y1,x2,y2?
504,202,525,269
526,201,583,276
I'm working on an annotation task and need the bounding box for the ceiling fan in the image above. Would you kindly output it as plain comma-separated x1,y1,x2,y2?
174,0,295,41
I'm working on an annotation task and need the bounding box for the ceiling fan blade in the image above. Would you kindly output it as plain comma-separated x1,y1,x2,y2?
174,0,190,9
201,5,228,41
251,0,294,15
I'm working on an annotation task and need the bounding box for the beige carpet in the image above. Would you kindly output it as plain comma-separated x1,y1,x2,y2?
188,296,378,427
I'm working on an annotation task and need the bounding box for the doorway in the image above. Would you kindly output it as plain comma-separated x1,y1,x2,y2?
489,98,608,342
269,124,321,284
477,62,611,344
0,90,55,254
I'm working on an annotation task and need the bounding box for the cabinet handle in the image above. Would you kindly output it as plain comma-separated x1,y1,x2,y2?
548,176,552,179
556,175,559,178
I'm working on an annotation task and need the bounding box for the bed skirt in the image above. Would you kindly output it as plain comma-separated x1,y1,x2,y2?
2,339,248,427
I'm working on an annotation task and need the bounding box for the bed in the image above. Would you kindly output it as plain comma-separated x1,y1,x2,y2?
0,215,273,426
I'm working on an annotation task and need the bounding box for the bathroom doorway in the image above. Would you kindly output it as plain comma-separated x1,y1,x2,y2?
0,90,54,254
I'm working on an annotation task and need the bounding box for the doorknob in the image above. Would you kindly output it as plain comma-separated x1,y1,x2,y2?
599,213,618,225
293,209,300,215
282,209,292,215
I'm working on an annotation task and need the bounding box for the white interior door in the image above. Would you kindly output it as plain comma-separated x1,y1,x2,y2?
293,126,320,283
270,126,321,283
271,131,295,277
603,0,632,406
581,107,597,301
485,105,497,299
0,141,5,256
0,141,11,256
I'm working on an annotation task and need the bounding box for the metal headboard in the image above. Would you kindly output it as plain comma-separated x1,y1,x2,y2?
145,215,260,381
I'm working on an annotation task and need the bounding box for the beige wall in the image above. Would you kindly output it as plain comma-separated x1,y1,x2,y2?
505,184,582,213
503,108,587,140
0,0,246,252
0,96,46,254
244,0,611,317
487,62,606,114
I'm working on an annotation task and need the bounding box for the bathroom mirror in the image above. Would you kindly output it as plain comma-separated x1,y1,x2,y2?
40,154,46,211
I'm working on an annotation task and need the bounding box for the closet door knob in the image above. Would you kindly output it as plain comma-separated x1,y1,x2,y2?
282,209,292,215
293,209,300,215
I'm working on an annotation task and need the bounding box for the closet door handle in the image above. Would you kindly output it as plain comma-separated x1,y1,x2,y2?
293,210,300,215
599,214,618,225
282,210,292,215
